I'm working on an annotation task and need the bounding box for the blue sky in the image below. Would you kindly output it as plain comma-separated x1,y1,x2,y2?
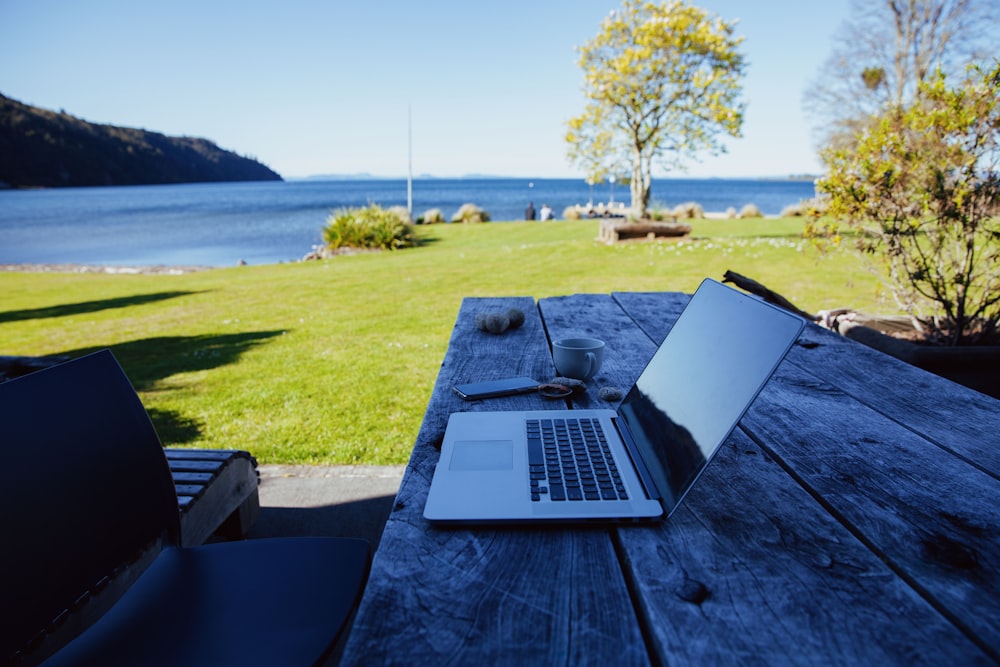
1,0,851,179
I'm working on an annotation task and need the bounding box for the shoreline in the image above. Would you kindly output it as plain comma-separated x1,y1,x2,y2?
0,263,215,275
0,213,781,275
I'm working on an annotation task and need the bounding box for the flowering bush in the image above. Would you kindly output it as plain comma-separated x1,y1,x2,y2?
816,63,1000,344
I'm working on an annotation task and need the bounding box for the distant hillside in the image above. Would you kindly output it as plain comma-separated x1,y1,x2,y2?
0,93,282,188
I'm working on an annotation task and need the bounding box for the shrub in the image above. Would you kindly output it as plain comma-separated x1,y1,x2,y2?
779,201,807,217
322,204,416,251
672,202,705,219
807,198,829,217
780,198,827,218
387,206,413,225
562,206,582,220
738,203,762,219
817,63,1000,344
420,208,445,224
451,203,490,224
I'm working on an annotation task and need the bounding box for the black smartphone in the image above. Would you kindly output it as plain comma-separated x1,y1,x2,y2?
452,377,539,401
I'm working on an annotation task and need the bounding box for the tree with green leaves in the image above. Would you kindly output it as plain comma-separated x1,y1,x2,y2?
566,0,746,220
817,62,1000,345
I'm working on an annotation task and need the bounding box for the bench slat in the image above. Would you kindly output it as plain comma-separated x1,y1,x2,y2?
167,460,224,473
165,449,253,462
171,471,214,484
164,449,261,546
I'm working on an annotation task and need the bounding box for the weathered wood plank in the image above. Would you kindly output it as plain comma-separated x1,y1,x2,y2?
170,471,213,484
341,297,651,666
419,296,561,448
618,430,991,665
611,291,691,339
167,459,225,473
164,449,246,461
786,324,1000,475
614,291,998,662
740,363,1000,657
538,293,660,411
611,291,1000,475
549,292,987,663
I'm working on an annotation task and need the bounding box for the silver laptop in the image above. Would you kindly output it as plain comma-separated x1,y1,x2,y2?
424,278,805,523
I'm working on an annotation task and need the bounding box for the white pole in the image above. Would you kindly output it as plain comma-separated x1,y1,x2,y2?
407,106,413,215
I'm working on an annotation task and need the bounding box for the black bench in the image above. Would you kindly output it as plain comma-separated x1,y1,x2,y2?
2,350,369,666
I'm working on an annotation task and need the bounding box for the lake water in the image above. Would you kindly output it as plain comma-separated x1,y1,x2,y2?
0,177,818,267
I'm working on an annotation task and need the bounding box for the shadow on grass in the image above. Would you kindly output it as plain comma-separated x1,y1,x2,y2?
415,234,442,248
54,330,286,445
146,407,204,445
0,291,204,324
52,330,285,388
0,331,283,445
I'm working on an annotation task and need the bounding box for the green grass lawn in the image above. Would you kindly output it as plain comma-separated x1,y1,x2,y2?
1,218,892,465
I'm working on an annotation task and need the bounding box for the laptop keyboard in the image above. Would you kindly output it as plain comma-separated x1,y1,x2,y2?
526,418,628,502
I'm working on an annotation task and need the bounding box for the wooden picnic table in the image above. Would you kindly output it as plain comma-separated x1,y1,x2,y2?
340,291,1000,665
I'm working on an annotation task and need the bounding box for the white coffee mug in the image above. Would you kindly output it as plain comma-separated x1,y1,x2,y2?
552,337,605,381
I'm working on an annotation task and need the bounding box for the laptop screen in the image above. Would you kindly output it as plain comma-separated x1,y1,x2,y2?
616,279,804,514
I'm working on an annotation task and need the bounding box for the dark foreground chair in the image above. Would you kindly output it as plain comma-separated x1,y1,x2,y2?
1,350,369,666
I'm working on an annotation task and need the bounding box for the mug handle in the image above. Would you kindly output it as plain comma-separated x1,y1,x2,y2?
584,352,596,379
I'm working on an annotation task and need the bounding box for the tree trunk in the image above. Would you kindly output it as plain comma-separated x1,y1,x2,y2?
630,153,650,219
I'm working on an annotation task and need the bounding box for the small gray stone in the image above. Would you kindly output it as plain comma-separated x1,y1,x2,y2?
505,307,525,329
483,313,510,334
599,386,624,401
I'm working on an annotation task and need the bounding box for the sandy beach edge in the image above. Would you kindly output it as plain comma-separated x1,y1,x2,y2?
0,263,216,275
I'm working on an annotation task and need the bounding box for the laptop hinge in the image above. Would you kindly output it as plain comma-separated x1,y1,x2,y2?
612,417,661,501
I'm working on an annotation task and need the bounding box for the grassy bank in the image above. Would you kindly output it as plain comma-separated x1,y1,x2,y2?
1,218,890,464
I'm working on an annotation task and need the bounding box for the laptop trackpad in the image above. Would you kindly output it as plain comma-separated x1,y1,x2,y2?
449,440,514,471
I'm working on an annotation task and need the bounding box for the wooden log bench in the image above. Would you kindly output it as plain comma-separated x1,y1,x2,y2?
598,218,692,243
166,448,260,547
